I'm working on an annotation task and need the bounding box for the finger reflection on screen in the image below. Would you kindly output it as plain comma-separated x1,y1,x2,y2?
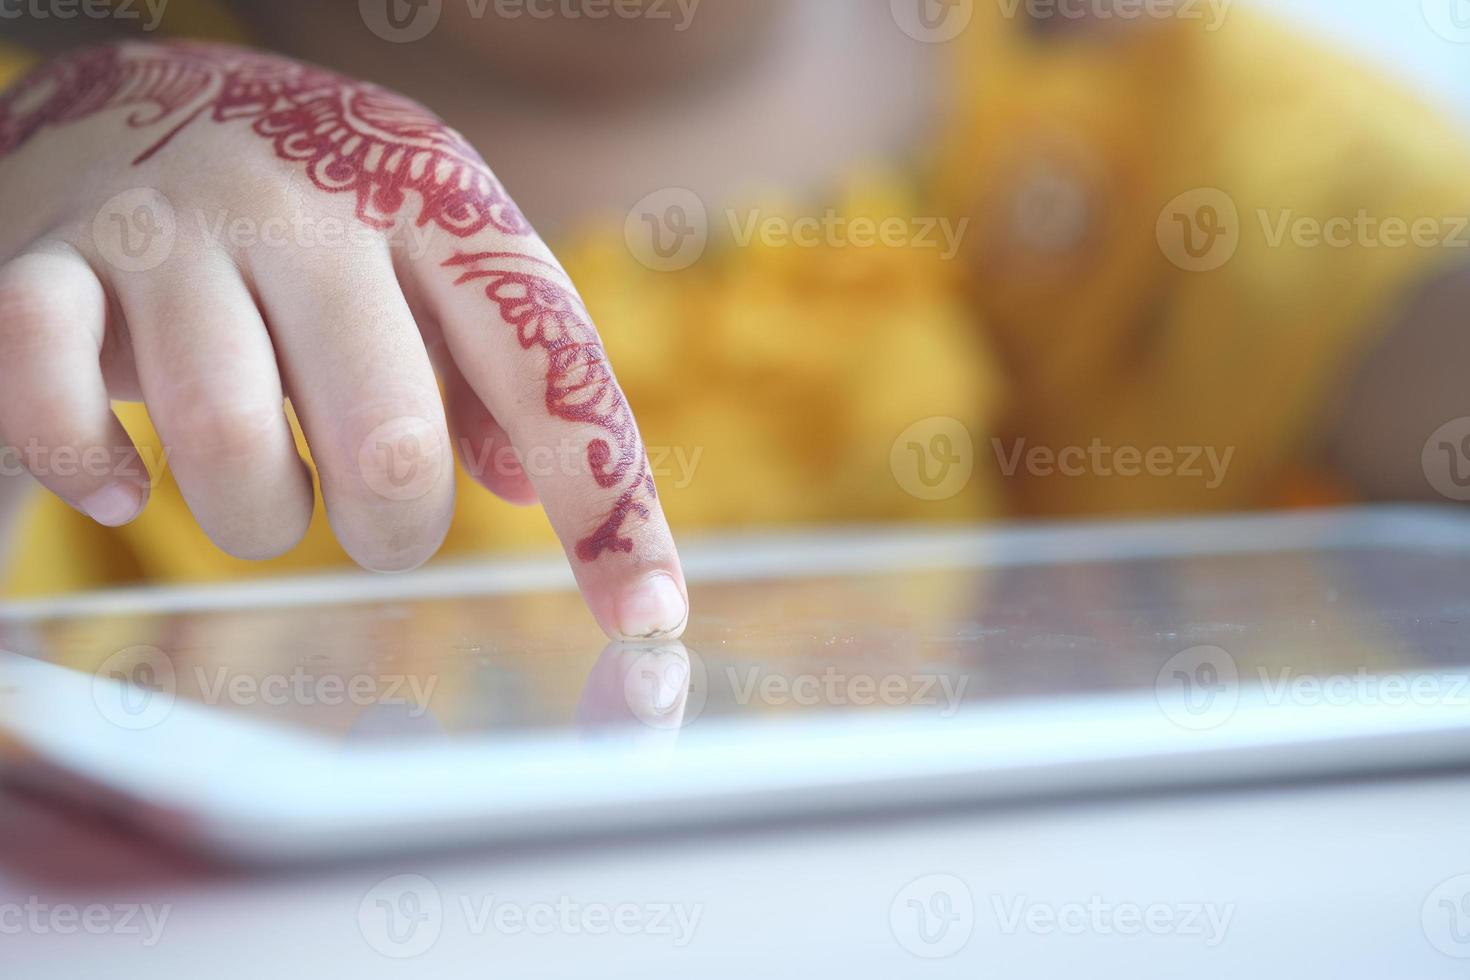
577,641,701,743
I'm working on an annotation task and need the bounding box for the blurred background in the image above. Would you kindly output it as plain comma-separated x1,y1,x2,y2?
1272,0,1470,121
1,0,1469,595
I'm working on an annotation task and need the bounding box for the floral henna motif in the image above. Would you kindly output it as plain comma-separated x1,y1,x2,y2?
0,43,530,237
445,252,656,561
0,43,654,561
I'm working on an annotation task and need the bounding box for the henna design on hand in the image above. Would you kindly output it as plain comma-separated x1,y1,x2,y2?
445,251,656,561
0,43,530,236
0,43,655,562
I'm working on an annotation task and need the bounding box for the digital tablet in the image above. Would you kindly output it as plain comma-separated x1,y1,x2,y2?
2,506,1469,864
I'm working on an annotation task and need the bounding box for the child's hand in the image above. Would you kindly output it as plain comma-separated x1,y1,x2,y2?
0,42,689,641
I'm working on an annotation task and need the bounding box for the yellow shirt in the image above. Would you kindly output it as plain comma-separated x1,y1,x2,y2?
941,8,1470,515
2,7,1467,595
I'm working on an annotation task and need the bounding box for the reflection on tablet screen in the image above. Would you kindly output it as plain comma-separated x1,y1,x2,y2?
1,547,1467,742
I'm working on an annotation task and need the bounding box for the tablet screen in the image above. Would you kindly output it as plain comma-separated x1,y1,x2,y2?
3,535,1468,744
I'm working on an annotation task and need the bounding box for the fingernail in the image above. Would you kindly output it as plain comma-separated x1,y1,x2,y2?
80,482,142,527
615,573,689,641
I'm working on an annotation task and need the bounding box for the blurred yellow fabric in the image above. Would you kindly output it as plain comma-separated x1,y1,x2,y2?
2,5,1468,596
940,7,1470,516
0,42,36,75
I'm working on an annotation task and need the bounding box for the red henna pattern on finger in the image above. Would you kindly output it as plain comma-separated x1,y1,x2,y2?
445,252,656,560
0,42,655,562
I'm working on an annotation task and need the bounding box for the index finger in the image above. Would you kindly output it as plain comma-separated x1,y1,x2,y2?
417,244,689,641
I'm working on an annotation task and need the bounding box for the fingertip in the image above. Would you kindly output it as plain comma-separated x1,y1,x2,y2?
606,570,690,642
78,480,146,528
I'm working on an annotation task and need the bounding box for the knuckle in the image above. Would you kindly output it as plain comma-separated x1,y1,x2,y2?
0,250,103,357
249,169,304,216
348,412,453,505
212,162,302,219
13,391,82,437
0,277,66,350
209,163,381,264
164,395,284,466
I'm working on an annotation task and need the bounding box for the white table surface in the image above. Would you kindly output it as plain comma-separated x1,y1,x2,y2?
2,770,1469,979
